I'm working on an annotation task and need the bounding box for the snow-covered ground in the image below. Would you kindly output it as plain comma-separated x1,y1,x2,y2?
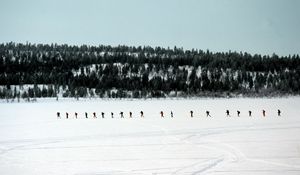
0,97,300,175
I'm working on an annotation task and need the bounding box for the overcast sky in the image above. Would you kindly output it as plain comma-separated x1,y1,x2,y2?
0,0,299,56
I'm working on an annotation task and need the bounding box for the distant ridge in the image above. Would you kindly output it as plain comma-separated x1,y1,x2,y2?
0,42,299,101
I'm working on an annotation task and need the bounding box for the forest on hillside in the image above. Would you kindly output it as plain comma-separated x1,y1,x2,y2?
0,42,299,101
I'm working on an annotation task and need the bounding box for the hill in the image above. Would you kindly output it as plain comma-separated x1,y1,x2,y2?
0,42,299,100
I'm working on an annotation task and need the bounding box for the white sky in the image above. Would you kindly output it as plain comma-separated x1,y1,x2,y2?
0,0,299,56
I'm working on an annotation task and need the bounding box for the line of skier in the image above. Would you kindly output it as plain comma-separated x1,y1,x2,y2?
225,109,281,117
57,111,144,119
56,109,281,119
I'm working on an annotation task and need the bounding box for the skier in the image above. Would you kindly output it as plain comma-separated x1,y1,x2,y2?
66,112,69,119
171,111,173,118
160,111,164,118
101,112,105,118
120,112,124,118
57,112,60,118
237,110,241,117
111,112,114,118
262,110,266,117
93,112,96,118
140,111,144,118
278,109,281,116
206,111,211,117
248,110,252,117
75,112,78,119
190,110,193,118
226,110,230,117
85,112,88,119
129,112,132,118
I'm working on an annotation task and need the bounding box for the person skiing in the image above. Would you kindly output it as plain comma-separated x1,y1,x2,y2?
75,112,78,119
111,112,114,118
206,111,211,117
129,112,132,118
237,110,241,117
226,110,230,117
171,111,173,118
262,110,266,117
57,112,60,118
190,110,193,118
140,111,144,118
120,112,124,118
93,112,96,118
66,112,69,119
85,112,88,119
160,111,164,118
101,112,105,118
248,110,252,117
278,109,281,116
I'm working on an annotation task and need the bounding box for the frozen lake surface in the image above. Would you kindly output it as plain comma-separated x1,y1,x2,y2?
0,97,300,174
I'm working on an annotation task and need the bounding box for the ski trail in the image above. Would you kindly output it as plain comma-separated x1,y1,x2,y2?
144,120,300,174
190,158,224,175
145,123,229,174
205,130,300,169
248,158,300,169
0,139,61,157
170,157,224,175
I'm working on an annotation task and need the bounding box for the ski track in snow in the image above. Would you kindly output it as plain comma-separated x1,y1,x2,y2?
1,121,300,174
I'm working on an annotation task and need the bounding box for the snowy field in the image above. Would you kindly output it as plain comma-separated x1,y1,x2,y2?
0,97,300,175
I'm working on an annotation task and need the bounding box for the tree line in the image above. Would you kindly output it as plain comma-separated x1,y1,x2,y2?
0,42,299,100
